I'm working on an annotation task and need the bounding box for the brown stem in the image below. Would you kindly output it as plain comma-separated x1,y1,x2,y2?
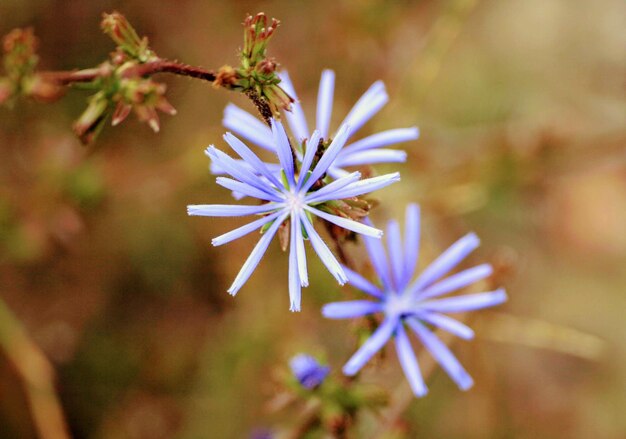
281,399,322,439
120,60,217,81
0,298,71,439
39,67,105,85
39,59,217,86
323,221,357,271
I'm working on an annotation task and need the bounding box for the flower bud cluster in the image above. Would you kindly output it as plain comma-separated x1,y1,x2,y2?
101,12,156,63
0,28,64,106
72,13,176,144
235,13,293,115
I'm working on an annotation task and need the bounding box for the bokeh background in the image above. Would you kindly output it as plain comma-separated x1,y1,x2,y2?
1,0,625,438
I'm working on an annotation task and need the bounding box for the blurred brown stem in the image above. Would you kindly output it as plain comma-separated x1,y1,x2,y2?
0,297,70,439
281,399,322,439
40,59,217,86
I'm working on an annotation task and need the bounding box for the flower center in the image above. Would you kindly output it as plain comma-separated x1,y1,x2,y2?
384,292,414,318
285,190,305,212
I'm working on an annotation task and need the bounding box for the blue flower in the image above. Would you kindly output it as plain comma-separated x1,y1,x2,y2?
290,354,330,389
322,204,507,397
222,69,419,180
188,119,400,311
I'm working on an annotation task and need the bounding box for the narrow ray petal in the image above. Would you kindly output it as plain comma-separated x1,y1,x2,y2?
403,204,420,286
228,212,289,296
363,219,392,290
271,119,296,187
216,177,282,201
416,312,474,340
300,214,347,285
407,319,474,390
395,323,428,397
316,69,335,139
408,233,481,295
187,203,278,217
327,172,400,201
322,301,383,319
421,289,507,313
339,81,388,136
335,149,407,167
212,210,284,246
278,71,310,142
223,132,282,187
300,123,351,193
326,166,351,180
297,130,321,184
303,171,361,204
293,211,308,287
342,266,385,299
419,264,493,300
289,214,302,312
304,205,383,238
222,103,274,150
387,220,405,290
342,127,419,154
206,147,277,197
343,317,398,376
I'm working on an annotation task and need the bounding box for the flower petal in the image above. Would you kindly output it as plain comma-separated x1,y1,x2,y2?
278,71,310,143
223,132,282,187
342,127,419,154
206,147,277,197
222,103,274,151
304,205,383,238
407,318,474,390
419,264,493,300
387,220,405,290
322,300,383,319
211,210,284,246
303,171,362,204
403,204,420,286
408,232,481,296
338,80,388,136
343,317,398,376
271,119,296,187
421,289,507,313
292,210,308,287
216,177,282,202
335,149,407,167
187,203,278,217
363,218,392,290
395,323,428,397
289,214,302,312
342,265,385,299
416,312,474,340
298,130,321,179
316,69,335,139
300,123,351,193
300,213,347,285
227,211,289,296
328,172,400,201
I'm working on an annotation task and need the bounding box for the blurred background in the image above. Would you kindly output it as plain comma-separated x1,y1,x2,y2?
0,0,625,438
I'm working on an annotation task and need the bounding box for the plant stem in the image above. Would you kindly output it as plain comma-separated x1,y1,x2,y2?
0,297,71,439
39,59,218,86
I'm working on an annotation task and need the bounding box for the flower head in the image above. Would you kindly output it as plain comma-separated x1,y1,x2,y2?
188,119,400,311
289,354,330,389
222,69,419,180
322,204,507,397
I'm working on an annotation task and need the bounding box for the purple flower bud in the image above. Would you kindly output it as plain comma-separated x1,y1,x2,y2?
289,354,330,389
